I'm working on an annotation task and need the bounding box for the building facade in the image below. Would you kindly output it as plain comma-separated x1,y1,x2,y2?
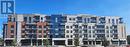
3,14,49,46
3,14,127,47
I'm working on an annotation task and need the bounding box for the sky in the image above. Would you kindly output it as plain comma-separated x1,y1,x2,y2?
0,0,130,37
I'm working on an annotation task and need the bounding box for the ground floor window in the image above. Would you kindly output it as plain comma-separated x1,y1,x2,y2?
54,40,65,45
68,39,73,45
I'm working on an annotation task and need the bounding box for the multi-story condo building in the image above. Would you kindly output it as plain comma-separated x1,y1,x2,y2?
45,15,67,45
64,14,127,47
3,14,127,47
3,14,49,46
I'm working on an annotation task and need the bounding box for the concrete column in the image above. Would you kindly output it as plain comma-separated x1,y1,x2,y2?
95,41,97,45
118,41,119,46
52,40,54,45
65,39,68,46
87,41,89,45
109,41,112,45
4,41,6,46
42,39,43,46
31,39,32,46
91,41,94,45
101,41,102,45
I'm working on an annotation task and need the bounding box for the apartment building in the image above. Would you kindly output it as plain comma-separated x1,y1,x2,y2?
3,14,49,46
3,14,127,47
64,14,127,47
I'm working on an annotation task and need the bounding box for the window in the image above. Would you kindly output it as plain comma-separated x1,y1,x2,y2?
77,17,82,20
73,18,75,20
68,39,73,45
110,26,113,29
106,26,109,29
112,41,118,44
116,19,118,24
66,26,69,29
39,26,42,28
83,25,87,28
70,31,73,33
70,35,73,38
89,26,91,29
112,19,115,24
93,30,95,33
99,17,105,24
79,26,82,29
41,17,43,20
44,31,46,33
89,35,91,37
113,25,117,29
22,30,25,33
69,18,72,20
84,30,87,33
66,35,69,38
11,25,14,28
55,18,58,22
29,17,31,23
111,35,113,37
24,17,27,22
75,25,78,28
75,34,79,37
22,35,25,38
10,35,14,38
13,18,15,22
107,35,109,37
110,30,113,33
96,25,104,28
39,30,42,33
107,30,109,33
22,25,25,28
92,26,95,29
89,30,91,33
77,17,82,23
93,35,95,37
91,17,97,23
114,30,117,33
66,30,69,33
79,31,82,33
39,35,42,38
119,18,123,23
108,19,110,23
11,30,14,33
70,26,73,29
44,35,47,38
32,31,36,33
80,35,82,38
84,34,87,37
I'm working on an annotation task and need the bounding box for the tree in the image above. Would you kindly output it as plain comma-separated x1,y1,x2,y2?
127,35,130,45
12,38,17,47
74,37,79,47
43,39,49,47
0,38,3,46
101,37,109,47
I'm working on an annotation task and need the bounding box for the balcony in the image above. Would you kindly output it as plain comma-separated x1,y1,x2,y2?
60,23,65,25
91,17,97,23
98,17,106,24
95,33,105,35
119,18,123,23
83,38,88,41
25,22,37,25
33,19,40,22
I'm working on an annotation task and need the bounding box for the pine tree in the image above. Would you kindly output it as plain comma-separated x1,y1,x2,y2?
43,39,49,47
0,38,3,46
101,37,109,47
12,38,17,47
74,37,79,47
